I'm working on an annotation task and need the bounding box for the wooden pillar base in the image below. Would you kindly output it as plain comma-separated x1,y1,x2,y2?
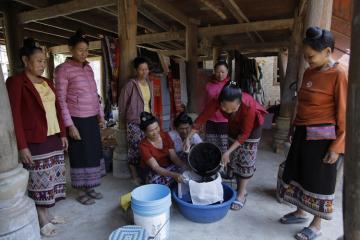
0,165,40,240
272,116,291,154
112,123,131,179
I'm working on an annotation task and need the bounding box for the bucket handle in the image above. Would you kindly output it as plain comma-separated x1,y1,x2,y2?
147,217,170,240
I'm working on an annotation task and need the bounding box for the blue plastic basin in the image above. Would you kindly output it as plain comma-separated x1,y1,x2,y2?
172,183,236,223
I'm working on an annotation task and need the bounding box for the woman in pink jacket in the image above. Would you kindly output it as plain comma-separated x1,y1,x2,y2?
55,30,105,205
203,61,230,153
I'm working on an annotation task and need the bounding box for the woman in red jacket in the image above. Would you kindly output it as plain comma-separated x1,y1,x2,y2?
193,81,267,210
6,38,68,237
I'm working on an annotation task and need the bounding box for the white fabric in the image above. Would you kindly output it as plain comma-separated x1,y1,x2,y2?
178,171,224,205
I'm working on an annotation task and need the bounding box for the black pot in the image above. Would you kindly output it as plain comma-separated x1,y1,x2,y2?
188,142,222,178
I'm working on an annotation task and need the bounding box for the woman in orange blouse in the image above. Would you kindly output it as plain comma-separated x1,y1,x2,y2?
278,27,347,240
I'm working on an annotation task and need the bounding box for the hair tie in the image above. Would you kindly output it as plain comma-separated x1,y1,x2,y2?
229,80,237,86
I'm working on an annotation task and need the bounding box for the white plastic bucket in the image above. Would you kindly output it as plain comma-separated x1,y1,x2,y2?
131,184,171,240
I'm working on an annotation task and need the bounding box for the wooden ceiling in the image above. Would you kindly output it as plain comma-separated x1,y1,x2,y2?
0,0,298,55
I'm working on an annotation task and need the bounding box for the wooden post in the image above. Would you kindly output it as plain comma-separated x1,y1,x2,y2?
114,0,138,179
3,2,24,76
212,46,220,63
186,22,198,113
272,8,304,153
47,51,55,80
118,0,138,89
344,1,360,238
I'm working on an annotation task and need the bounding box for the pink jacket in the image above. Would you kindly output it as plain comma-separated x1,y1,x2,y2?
205,75,229,122
55,58,104,127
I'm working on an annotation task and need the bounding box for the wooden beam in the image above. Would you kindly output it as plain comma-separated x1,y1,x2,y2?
199,0,227,20
18,0,115,23
137,31,185,44
144,0,200,26
138,7,170,31
222,0,264,42
49,41,101,54
220,41,290,51
199,18,294,37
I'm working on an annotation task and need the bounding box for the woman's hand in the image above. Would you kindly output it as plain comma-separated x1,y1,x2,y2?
183,137,191,153
68,125,81,140
61,137,68,151
323,151,339,164
98,117,106,129
20,148,33,165
221,151,231,167
174,173,185,183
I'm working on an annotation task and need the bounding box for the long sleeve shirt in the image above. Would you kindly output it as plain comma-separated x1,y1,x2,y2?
205,76,230,123
194,92,267,144
54,58,104,127
294,64,348,154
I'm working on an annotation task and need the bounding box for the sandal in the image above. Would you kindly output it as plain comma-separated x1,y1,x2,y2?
295,227,322,240
50,216,66,224
77,195,95,205
40,223,57,237
230,198,246,211
86,189,103,199
280,212,308,224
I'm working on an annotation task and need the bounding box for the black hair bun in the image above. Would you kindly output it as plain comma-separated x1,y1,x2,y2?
23,38,38,48
140,112,153,123
74,29,84,38
305,26,323,40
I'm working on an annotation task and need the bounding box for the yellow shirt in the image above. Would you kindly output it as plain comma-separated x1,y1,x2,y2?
139,82,151,113
33,81,60,136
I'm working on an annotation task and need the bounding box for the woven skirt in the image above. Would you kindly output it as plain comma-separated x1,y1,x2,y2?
126,122,145,166
278,126,337,220
68,115,106,189
25,135,66,207
146,165,180,187
229,127,262,179
205,120,228,153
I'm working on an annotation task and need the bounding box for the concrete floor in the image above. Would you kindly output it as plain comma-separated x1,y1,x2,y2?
50,130,343,240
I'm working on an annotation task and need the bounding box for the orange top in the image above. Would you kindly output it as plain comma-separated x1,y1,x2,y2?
294,64,348,154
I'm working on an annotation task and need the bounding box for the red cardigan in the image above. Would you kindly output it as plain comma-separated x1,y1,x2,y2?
6,72,66,150
193,92,267,144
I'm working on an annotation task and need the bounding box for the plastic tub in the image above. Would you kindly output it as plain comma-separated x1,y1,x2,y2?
172,183,236,223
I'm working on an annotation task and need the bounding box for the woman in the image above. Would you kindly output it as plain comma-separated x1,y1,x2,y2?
6,38,68,237
55,30,105,205
203,61,230,153
119,57,153,185
278,27,347,240
139,112,186,186
168,112,202,161
193,82,267,210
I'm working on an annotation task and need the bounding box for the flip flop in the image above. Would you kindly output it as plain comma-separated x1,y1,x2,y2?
280,213,308,224
50,216,66,224
40,223,57,237
77,195,95,205
230,198,247,211
295,227,322,240
86,189,103,199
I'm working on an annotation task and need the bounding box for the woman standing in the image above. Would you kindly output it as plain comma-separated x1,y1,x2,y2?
278,27,347,240
193,82,267,210
55,30,105,205
7,38,67,237
203,61,230,153
139,112,185,186
119,57,153,185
